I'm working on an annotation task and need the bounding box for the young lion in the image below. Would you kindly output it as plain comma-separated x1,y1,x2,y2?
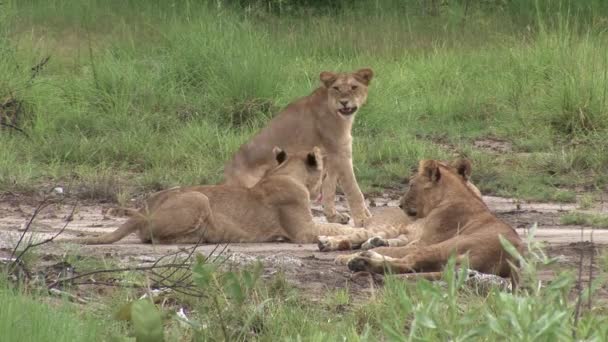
66,147,363,245
345,159,524,278
224,69,374,227
317,161,483,253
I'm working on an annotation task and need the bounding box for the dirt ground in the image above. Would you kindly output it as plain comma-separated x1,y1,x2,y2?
1,190,607,300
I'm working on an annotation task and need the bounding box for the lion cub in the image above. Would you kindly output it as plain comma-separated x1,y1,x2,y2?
224,69,374,227
346,159,524,279
318,160,484,253
67,147,363,245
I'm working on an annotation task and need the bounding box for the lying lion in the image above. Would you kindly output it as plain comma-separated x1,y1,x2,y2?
317,160,483,252
341,159,524,279
224,68,374,227
65,147,363,245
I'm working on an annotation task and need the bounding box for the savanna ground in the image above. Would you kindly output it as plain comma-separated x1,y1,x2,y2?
2,0,608,340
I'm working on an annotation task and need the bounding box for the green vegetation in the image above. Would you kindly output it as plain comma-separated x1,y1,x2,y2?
561,211,608,228
2,235,608,341
1,0,607,202
0,286,104,341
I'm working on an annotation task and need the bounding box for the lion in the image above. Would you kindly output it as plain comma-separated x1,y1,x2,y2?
342,159,524,279
64,147,364,245
317,160,483,253
224,68,374,227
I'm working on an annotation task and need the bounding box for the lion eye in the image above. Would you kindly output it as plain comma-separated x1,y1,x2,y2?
351,85,358,90
332,86,340,91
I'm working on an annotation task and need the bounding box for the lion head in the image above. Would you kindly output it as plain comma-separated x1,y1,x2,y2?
269,146,324,200
319,68,373,118
399,159,483,218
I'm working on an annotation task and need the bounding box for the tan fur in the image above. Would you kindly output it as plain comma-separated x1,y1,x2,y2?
64,148,363,245
344,159,524,279
224,69,374,226
319,161,482,253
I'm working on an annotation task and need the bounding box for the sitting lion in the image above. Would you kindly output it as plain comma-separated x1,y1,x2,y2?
65,147,363,245
343,159,524,279
224,68,374,227
317,160,483,253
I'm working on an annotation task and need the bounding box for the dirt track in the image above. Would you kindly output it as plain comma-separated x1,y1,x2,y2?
0,191,606,298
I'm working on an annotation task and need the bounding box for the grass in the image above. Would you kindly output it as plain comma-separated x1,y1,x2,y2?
561,211,608,228
0,0,607,202
0,285,105,341
2,237,608,341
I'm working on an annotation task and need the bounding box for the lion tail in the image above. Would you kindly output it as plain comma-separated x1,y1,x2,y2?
65,212,146,245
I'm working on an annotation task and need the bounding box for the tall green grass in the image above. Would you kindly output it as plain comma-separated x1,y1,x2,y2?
0,286,104,341
1,0,607,201
2,233,608,340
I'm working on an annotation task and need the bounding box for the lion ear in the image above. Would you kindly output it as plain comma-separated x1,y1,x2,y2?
418,160,441,183
320,71,337,88
354,68,373,85
273,146,287,164
451,158,472,180
307,146,323,170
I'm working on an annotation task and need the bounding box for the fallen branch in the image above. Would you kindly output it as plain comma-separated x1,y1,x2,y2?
49,288,89,304
9,198,56,260
48,263,194,289
0,121,29,137
7,196,73,280
29,56,51,82
14,203,76,262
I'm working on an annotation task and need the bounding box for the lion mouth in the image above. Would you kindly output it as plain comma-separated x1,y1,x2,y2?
338,106,357,116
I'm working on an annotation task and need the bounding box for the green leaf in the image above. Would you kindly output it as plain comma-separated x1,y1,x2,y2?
223,272,245,304
192,260,215,288
131,300,164,342
416,313,437,329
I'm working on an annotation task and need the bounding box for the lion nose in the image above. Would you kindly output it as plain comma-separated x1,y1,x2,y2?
340,101,348,107
399,204,403,209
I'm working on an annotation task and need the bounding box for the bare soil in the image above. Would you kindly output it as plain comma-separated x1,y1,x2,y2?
1,190,607,301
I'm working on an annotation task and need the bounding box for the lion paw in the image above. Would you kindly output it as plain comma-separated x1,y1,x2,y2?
334,253,356,265
353,210,373,227
361,236,389,250
317,236,333,252
348,255,373,272
326,212,350,225
318,236,352,252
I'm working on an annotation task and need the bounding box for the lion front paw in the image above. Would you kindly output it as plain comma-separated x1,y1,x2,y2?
317,236,333,252
361,236,389,250
348,255,373,272
326,212,351,225
317,236,351,252
334,253,357,265
347,251,392,273
353,209,373,227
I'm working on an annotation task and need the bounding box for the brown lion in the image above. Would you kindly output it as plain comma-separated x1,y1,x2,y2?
344,159,524,279
224,69,374,227
64,147,363,245
317,161,483,253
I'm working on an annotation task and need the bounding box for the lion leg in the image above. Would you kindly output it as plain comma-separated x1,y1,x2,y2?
348,237,473,274
334,251,368,265
333,157,371,227
322,166,350,224
317,225,374,251
361,234,410,250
